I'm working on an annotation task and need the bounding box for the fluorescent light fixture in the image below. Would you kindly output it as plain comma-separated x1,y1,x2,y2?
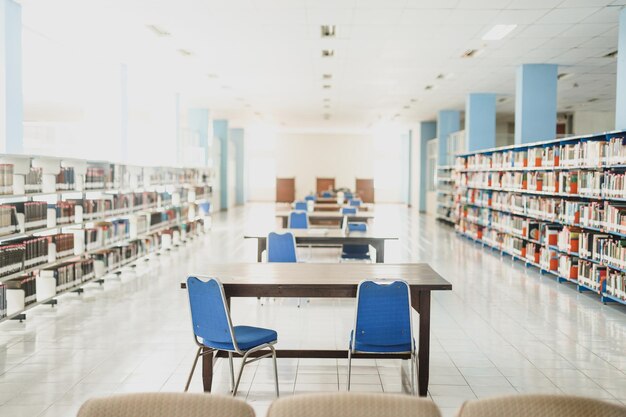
146,24,170,37
482,24,517,41
178,49,193,56
322,74,332,79
461,49,479,58
321,49,335,57
321,25,336,38
323,84,331,89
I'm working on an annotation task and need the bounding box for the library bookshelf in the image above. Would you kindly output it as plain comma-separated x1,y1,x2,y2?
436,166,456,224
0,154,213,323
454,130,626,307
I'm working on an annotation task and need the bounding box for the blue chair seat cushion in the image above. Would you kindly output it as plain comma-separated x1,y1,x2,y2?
203,325,277,351
350,331,413,353
342,244,370,259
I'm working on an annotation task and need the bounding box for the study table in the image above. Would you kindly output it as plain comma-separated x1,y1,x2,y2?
311,203,373,212
275,211,374,228
180,263,452,397
244,228,396,263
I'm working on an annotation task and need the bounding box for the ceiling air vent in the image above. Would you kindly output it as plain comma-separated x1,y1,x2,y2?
321,25,336,38
322,49,335,58
146,25,171,37
461,49,478,58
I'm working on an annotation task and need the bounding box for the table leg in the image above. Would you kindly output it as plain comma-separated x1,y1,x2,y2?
202,348,213,392
282,217,288,228
257,239,266,263
374,241,385,263
416,291,431,397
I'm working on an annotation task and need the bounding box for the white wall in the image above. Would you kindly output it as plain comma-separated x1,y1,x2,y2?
247,130,408,203
573,111,615,135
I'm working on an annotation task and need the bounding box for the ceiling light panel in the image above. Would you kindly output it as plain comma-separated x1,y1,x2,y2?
321,49,335,58
321,25,336,38
482,24,518,40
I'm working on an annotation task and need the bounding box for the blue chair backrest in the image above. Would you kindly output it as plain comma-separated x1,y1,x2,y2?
267,232,297,262
304,195,316,201
348,222,367,232
341,207,357,215
349,199,362,207
187,277,234,345
288,211,308,229
322,191,333,198
345,192,353,199
354,280,412,348
294,201,308,211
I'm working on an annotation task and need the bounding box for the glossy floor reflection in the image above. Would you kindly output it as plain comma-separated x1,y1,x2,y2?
0,203,625,417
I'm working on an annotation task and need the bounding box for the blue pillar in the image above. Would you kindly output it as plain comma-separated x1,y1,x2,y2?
213,119,229,210
230,128,245,205
616,8,626,130
514,64,557,144
189,109,210,166
466,93,496,152
420,121,437,212
437,110,460,165
1,0,23,153
120,64,128,162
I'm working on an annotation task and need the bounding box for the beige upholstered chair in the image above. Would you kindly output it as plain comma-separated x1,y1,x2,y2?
267,392,441,417
77,392,255,417
456,394,626,417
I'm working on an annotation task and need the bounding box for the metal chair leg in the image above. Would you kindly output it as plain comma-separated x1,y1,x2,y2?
228,352,235,392
347,350,353,391
271,345,280,397
184,347,202,392
232,351,251,397
411,352,417,396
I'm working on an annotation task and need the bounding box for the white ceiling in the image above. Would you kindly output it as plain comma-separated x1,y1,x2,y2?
18,0,625,130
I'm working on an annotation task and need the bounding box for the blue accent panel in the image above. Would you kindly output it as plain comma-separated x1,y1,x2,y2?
514,64,557,144
401,131,410,204
213,119,229,210
617,8,626,130
120,64,128,162
4,0,22,153
230,128,245,205
437,110,460,165
407,130,412,206
419,121,436,212
466,93,496,152
189,109,210,165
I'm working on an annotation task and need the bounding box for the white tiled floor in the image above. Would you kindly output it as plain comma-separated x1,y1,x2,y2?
0,203,625,417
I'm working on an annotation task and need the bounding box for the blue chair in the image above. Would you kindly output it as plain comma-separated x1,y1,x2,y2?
342,222,370,261
304,195,316,202
341,207,357,215
267,232,297,263
348,280,416,394
349,199,362,207
267,232,305,307
322,191,333,198
288,211,309,229
294,201,308,211
344,192,353,200
185,277,279,396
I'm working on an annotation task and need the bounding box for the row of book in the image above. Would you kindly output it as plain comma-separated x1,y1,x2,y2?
25,168,43,193
459,171,579,194
456,137,626,171
55,167,76,191
0,165,14,195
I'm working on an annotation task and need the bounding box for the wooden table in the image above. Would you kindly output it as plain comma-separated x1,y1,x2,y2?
244,228,396,263
316,197,349,204
311,203,373,212
180,263,452,397
276,211,374,228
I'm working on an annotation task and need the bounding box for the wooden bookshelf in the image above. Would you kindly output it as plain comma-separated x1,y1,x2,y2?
0,154,213,322
454,130,626,307
436,166,456,224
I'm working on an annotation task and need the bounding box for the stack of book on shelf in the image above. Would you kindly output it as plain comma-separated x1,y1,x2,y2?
454,130,626,306
0,154,214,322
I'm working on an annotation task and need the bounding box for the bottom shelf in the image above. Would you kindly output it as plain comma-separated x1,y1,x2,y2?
455,230,626,308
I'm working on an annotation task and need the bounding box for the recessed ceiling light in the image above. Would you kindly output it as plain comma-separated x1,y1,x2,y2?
178,49,193,56
221,85,231,90
324,104,330,109
323,113,331,120
498,97,508,103
604,50,618,58
482,24,517,41
323,85,332,89
425,85,434,90
254,112,261,116
461,49,479,58
322,49,335,58
436,73,445,80
403,105,410,109
588,98,599,102
323,98,330,102
207,73,219,79
146,24,170,37
565,105,573,110
410,98,417,103
323,74,332,80
321,25,336,38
